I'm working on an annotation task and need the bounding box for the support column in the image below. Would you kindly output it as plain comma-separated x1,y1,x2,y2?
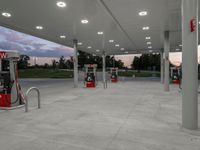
160,51,164,84
102,51,107,89
73,39,78,88
164,31,170,92
182,0,198,130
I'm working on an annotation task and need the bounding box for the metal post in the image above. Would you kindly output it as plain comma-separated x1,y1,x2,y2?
160,51,164,84
25,87,41,113
113,55,115,67
0,59,2,71
73,39,78,88
9,60,19,106
182,0,198,130
102,51,107,89
164,31,170,92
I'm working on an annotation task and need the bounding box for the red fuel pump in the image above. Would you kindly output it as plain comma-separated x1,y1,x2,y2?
0,50,25,110
110,68,118,83
84,64,97,88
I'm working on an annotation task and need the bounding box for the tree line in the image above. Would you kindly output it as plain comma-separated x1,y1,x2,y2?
131,53,161,72
17,50,125,70
18,51,171,72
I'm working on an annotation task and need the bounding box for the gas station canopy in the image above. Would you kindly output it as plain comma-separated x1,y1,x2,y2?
0,0,199,55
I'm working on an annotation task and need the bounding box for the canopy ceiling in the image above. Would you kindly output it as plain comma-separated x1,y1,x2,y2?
0,0,199,55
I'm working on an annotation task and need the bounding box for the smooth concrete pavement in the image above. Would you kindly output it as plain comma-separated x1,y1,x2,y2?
0,78,200,150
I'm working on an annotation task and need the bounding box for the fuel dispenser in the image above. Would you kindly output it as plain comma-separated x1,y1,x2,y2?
110,68,118,83
170,67,181,84
0,50,25,109
84,64,97,88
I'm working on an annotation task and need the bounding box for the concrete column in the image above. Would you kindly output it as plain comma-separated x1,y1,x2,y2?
164,31,170,92
102,51,107,89
160,51,164,84
182,0,198,130
73,39,78,88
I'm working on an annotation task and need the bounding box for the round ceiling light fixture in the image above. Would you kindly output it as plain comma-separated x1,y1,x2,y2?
2,12,11,18
36,26,43,30
147,42,152,45
81,19,89,24
142,26,149,30
97,31,104,35
60,35,66,39
78,42,83,45
146,37,151,40
139,11,148,16
56,1,67,8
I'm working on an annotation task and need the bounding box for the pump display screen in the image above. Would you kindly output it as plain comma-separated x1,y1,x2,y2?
0,72,12,93
85,73,95,82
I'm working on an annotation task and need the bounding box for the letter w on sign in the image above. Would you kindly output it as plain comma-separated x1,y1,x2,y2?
0,52,8,59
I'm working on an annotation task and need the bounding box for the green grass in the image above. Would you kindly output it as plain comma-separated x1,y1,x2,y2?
19,69,160,79
19,69,73,78
118,71,160,77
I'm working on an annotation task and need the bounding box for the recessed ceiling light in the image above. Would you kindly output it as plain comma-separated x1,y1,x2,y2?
120,48,125,51
115,44,120,47
143,26,149,30
56,1,66,8
2,12,11,18
147,42,152,45
176,48,180,51
96,49,100,52
81,19,89,24
139,11,148,16
146,37,151,40
148,46,152,49
125,51,129,54
36,26,43,30
149,50,153,53
109,40,114,43
97,31,104,35
87,46,92,49
179,44,182,47
78,42,83,45
60,35,66,39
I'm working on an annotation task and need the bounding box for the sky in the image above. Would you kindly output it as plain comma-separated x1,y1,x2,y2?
0,26,187,67
0,26,74,58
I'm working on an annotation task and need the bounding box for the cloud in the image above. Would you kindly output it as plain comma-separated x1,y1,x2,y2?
31,43,46,50
0,41,25,51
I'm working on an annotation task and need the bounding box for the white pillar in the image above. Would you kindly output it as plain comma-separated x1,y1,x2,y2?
164,31,170,92
73,39,78,88
160,51,164,84
182,0,198,130
102,51,107,89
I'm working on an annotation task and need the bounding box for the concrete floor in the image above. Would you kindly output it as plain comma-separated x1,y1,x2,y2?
0,78,200,150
